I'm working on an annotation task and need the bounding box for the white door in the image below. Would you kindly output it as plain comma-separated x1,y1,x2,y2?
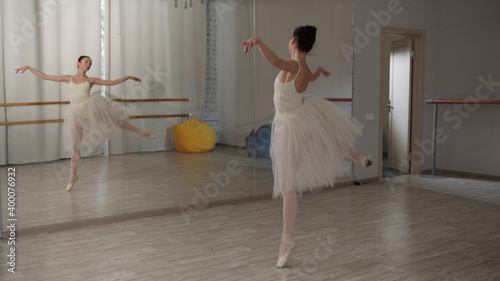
387,38,413,173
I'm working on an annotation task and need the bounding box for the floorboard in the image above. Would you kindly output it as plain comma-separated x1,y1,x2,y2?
0,172,499,280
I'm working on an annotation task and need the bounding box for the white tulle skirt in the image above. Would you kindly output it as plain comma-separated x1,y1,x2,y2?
270,95,363,198
63,94,129,155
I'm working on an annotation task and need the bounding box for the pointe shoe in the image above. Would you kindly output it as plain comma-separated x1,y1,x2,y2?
141,131,155,139
277,240,296,268
361,156,372,167
66,175,78,191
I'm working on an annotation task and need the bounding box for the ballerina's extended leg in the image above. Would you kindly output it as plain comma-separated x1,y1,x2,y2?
349,148,372,167
122,122,155,138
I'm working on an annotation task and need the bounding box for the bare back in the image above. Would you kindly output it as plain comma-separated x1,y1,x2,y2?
278,61,312,94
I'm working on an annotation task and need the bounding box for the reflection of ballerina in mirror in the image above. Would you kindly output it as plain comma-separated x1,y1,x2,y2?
15,56,155,191
242,26,372,268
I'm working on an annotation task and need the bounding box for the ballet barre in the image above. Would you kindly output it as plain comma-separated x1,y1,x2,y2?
325,98,352,102
0,98,193,126
425,99,500,175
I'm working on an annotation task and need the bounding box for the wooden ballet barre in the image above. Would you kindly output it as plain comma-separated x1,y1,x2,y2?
0,98,191,107
130,114,190,119
0,101,70,107
0,97,193,125
0,114,191,126
0,119,65,126
425,99,500,104
425,99,500,175
113,98,190,102
325,98,352,102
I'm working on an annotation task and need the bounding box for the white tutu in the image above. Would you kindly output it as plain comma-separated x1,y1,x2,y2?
271,70,363,198
64,80,129,155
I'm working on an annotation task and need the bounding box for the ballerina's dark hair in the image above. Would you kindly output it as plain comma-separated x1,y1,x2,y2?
77,55,91,68
78,55,90,62
292,25,317,53
78,56,90,61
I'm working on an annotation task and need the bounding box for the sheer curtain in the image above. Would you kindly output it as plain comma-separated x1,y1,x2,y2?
108,0,206,154
1,0,102,164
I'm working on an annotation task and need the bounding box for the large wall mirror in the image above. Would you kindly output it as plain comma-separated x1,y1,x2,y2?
0,0,353,234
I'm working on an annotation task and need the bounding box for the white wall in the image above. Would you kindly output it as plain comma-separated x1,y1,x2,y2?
434,0,500,176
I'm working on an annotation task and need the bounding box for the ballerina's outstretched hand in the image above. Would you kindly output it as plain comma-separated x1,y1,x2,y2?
241,37,262,54
128,76,141,82
15,66,31,74
316,67,331,77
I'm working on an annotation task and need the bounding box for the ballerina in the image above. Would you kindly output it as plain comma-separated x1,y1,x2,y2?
15,55,155,191
242,26,372,268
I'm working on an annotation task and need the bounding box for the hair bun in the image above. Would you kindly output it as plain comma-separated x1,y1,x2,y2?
293,25,317,53
304,25,317,36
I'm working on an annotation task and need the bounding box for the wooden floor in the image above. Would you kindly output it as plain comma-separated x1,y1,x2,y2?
1,153,500,280
0,147,351,233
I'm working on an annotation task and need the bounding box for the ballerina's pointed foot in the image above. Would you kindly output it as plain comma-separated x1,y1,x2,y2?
66,175,78,191
277,240,296,268
361,156,372,167
140,131,155,139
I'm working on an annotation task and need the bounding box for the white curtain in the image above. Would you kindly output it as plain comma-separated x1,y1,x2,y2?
108,0,206,155
1,0,102,164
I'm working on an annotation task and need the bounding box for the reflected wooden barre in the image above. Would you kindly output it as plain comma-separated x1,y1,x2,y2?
0,98,190,107
113,98,190,102
0,119,65,125
0,114,190,126
0,98,192,125
425,99,500,104
0,101,70,107
130,114,190,119
325,98,352,102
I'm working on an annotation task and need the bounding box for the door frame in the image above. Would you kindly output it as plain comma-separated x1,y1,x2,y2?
379,27,426,180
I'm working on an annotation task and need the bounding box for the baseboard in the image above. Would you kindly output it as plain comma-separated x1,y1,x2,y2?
353,177,381,185
422,168,500,182
216,143,245,149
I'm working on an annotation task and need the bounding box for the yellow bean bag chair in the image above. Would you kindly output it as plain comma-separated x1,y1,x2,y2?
174,119,216,152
